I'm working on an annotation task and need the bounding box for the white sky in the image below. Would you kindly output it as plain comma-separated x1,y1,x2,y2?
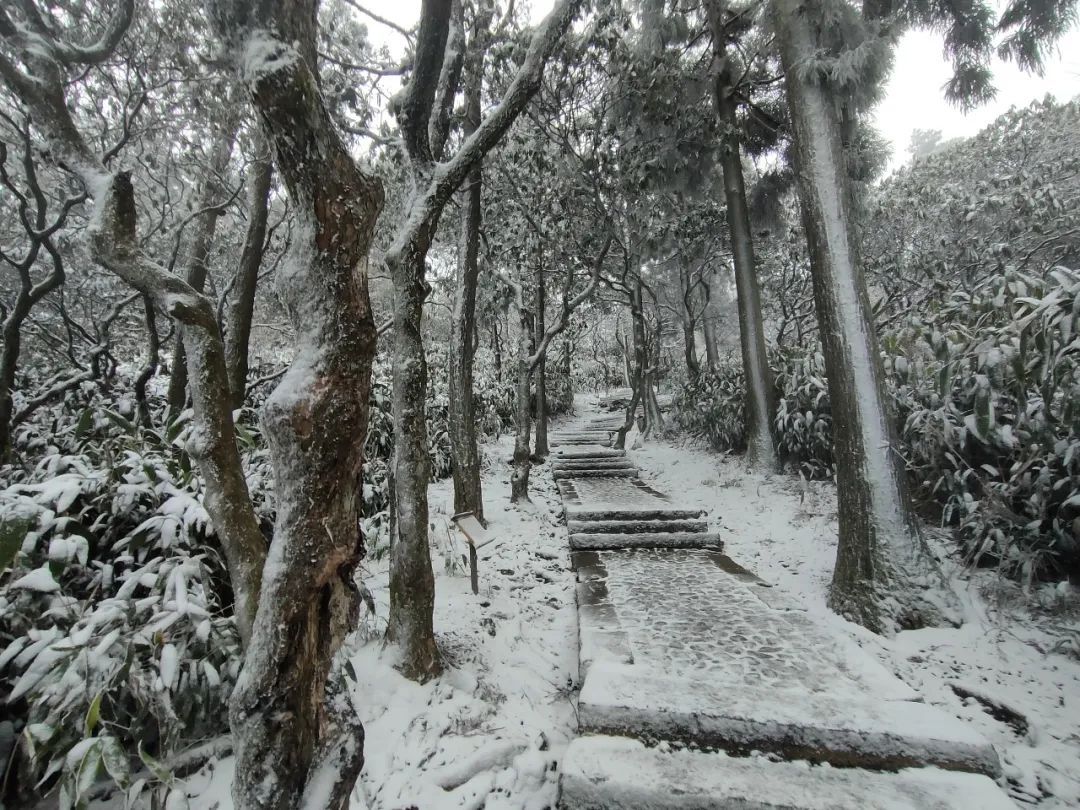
875,25,1080,168
359,0,1080,169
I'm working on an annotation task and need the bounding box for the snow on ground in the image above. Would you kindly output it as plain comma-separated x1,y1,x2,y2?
180,397,1078,809
187,427,578,810
630,429,1080,809
349,430,577,810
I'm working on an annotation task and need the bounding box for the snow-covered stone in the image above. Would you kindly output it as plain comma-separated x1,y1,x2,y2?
569,531,724,551
560,736,1015,809
578,663,1000,775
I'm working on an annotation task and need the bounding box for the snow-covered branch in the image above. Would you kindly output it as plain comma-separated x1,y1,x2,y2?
435,0,582,204
0,4,267,646
395,0,454,167
428,0,465,161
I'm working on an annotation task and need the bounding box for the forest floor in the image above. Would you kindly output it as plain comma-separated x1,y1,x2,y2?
182,397,1080,810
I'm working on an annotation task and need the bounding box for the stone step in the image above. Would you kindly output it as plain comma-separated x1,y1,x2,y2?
553,467,638,476
566,518,708,534
552,458,636,468
554,459,629,468
569,532,724,551
555,449,626,459
554,469,638,480
567,508,704,522
578,663,1000,776
560,736,1015,810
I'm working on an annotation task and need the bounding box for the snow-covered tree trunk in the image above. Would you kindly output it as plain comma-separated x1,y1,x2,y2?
203,1,390,804
771,0,958,633
167,110,240,417
225,144,272,409
701,271,722,369
702,301,721,368
615,280,647,449
710,6,777,470
533,261,549,458
448,3,492,522
384,0,584,680
386,229,442,681
448,183,486,518
385,0,460,683
681,270,701,380
510,290,534,503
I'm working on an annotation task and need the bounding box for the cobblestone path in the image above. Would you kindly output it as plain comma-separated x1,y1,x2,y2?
554,398,1015,809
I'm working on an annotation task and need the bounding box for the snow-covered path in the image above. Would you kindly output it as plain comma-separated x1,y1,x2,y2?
555,400,1017,809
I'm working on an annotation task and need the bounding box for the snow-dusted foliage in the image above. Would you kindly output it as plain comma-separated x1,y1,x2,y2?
0,383,256,807
673,264,1080,583
671,357,749,454
0,350,526,803
890,266,1080,583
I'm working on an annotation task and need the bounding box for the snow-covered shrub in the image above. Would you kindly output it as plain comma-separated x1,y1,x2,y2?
474,371,516,437
671,351,833,480
0,403,245,806
671,357,748,453
774,351,834,480
671,266,1080,583
893,266,1080,581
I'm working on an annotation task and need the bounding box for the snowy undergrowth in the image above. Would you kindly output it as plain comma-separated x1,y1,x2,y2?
630,432,1080,808
186,430,578,810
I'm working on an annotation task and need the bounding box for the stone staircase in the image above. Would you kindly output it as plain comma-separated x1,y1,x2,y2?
551,415,723,554
552,401,1016,810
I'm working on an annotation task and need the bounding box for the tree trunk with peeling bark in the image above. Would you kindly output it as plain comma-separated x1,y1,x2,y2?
771,0,958,634
710,4,778,470
206,6,386,807
225,145,273,409
231,45,382,810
